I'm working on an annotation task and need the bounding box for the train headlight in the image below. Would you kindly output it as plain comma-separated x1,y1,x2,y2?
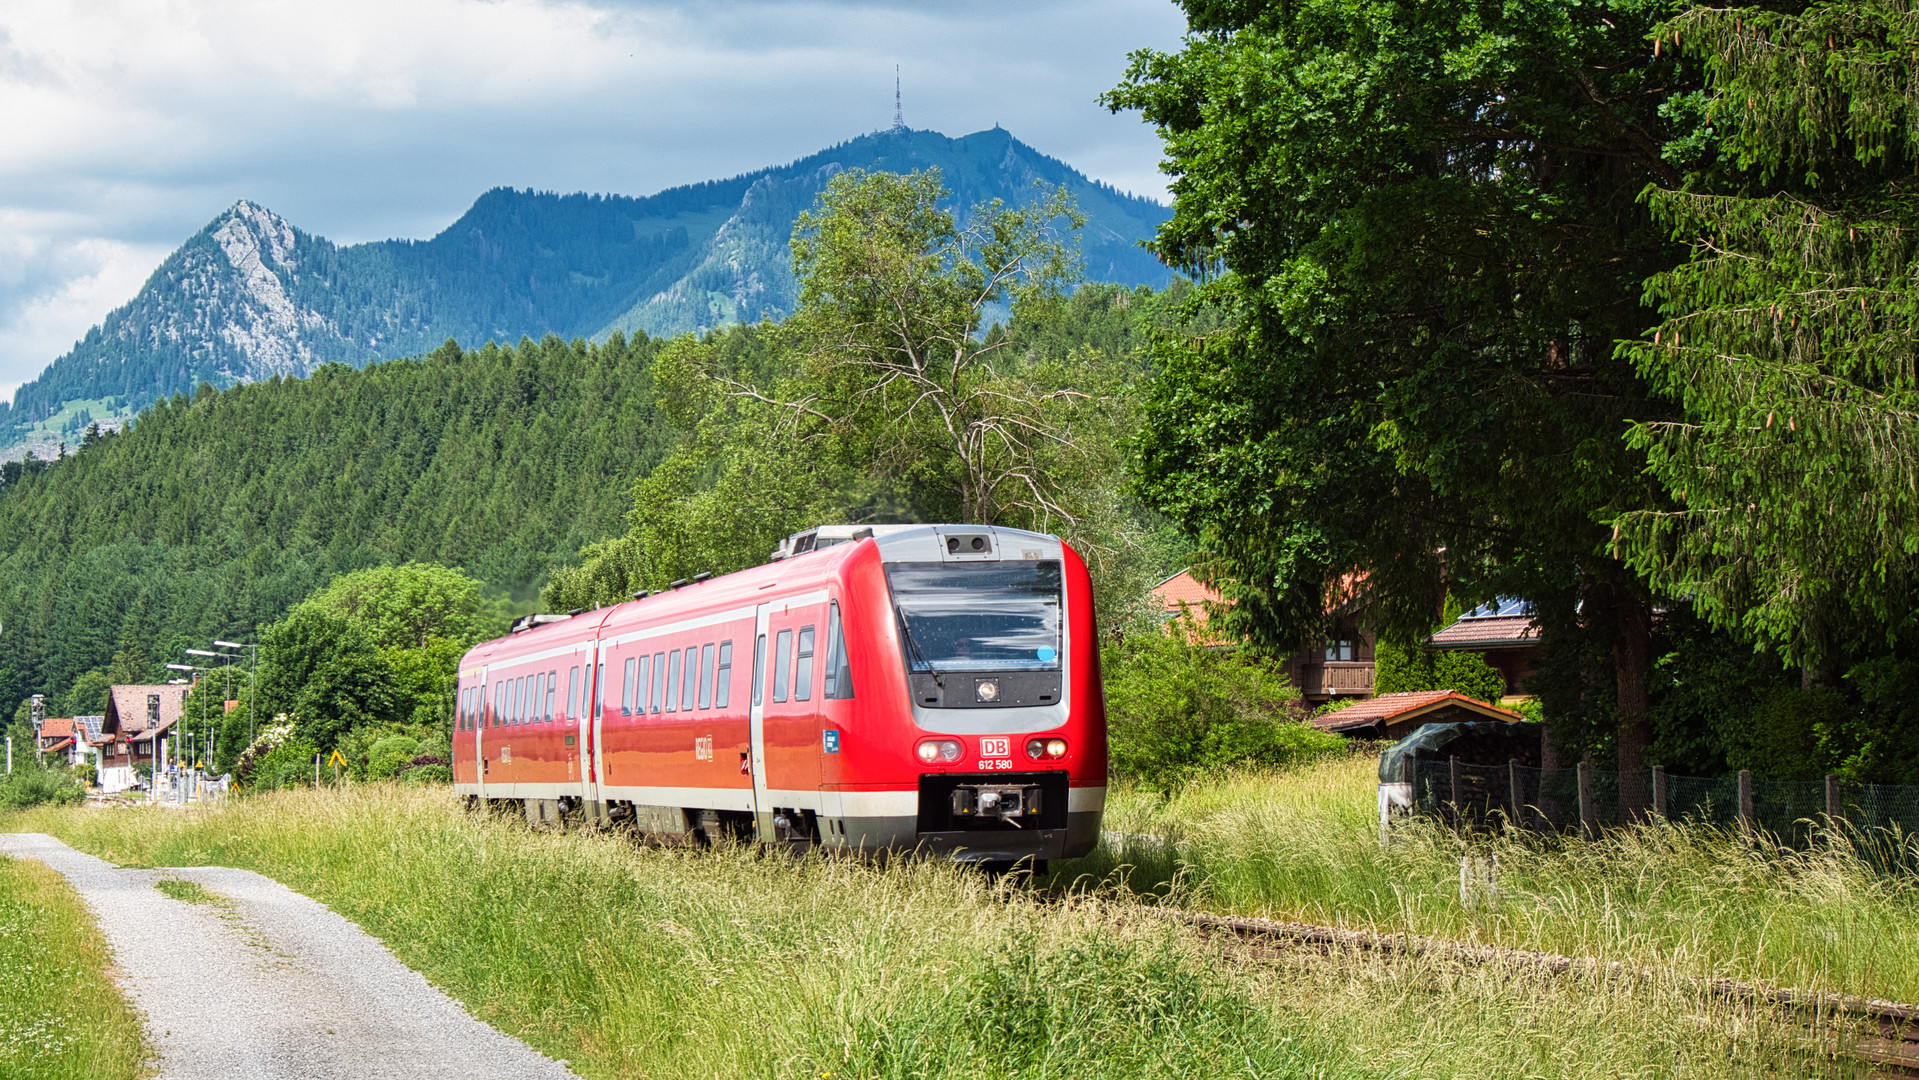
1026,737,1069,760
917,739,963,764
976,679,1000,703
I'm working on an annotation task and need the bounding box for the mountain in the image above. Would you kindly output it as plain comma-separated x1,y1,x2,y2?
0,127,1171,456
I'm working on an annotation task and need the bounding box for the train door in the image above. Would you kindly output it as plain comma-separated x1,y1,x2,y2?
578,641,602,810
474,670,487,800
748,604,772,838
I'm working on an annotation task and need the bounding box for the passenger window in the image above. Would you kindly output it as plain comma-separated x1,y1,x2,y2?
622,657,637,716
665,652,679,713
637,655,652,715
795,627,816,701
698,643,715,709
512,677,523,725
715,641,733,709
824,603,854,700
492,683,502,727
650,652,666,712
751,635,765,706
568,666,580,720
546,671,557,722
594,662,604,719
773,629,793,702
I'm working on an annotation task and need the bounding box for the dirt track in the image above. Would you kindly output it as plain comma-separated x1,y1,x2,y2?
1,833,580,1080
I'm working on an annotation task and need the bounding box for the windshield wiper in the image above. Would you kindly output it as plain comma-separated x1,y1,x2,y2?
898,618,944,688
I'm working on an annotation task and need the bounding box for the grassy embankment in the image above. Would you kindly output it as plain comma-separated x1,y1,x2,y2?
1063,755,1919,1005
0,855,147,1080
6,779,1866,1079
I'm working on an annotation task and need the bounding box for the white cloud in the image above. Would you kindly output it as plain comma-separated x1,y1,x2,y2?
0,0,1187,393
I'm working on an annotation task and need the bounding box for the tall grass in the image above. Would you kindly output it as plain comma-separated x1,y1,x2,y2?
1060,754,1919,1003
7,786,1859,1078
0,855,147,1080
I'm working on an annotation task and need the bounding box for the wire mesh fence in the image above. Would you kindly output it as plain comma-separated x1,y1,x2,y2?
1404,757,1919,849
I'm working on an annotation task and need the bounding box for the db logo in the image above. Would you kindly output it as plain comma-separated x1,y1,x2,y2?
979,737,1009,757
694,736,713,761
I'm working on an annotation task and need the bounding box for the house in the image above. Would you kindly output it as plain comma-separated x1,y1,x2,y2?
97,684,189,793
1310,689,1525,741
1428,598,1541,699
34,716,86,766
1149,568,1377,706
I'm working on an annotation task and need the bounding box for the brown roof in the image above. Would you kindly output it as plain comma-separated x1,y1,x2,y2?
1151,569,1219,614
1430,614,1539,649
39,716,75,739
1311,690,1522,733
40,737,75,752
104,685,191,735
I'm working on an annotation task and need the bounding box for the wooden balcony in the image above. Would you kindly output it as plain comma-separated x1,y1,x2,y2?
1299,661,1375,698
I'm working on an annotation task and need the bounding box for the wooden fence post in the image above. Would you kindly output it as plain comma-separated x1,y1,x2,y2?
1652,765,1668,820
1508,758,1523,831
1577,760,1595,839
1449,755,1461,822
1738,769,1754,841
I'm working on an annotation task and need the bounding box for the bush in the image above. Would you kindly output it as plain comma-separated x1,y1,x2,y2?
1374,637,1507,704
402,763,451,785
0,767,87,810
1104,623,1343,791
367,735,424,780
247,738,321,792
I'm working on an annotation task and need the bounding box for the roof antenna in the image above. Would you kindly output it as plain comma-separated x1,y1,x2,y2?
892,65,905,133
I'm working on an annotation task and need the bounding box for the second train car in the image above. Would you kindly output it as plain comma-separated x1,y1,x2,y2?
450,524,1106,864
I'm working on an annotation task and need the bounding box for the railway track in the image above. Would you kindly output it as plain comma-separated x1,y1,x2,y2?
1175,910,1919,1076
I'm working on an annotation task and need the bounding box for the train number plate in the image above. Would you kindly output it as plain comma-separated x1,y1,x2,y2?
977,759,1014,771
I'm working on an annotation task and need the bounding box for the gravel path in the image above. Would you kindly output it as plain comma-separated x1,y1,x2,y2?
0,833,581,1080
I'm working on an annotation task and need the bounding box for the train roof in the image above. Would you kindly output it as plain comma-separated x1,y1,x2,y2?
460,524,1064,671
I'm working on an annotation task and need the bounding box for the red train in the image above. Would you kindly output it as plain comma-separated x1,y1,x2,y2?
451,524,1107,865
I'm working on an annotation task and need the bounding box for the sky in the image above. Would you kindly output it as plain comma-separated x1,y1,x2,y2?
0,0,1188,406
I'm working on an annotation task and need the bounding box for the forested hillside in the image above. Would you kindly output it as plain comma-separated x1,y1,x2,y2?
0,333,674,714
0,127,1171,457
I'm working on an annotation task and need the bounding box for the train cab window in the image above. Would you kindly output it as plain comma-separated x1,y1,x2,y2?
795,627,816,701
823,603,854,700
650,652,666,712
752,635,766,706
622,658,637,716
698,643,715,709
715,641,733,709
568,666,580,721
680,647,698,711
545,670,557,722
773,629,793,702
664,652,679,713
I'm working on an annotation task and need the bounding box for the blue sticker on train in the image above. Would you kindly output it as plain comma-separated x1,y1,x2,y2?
823,729,840,754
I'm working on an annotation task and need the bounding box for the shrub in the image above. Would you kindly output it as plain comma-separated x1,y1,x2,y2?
0,767,87,810
247,739,321,792
1374,637,1507,704
367,735,424,780
402,763,451,785
1104,623,1343,791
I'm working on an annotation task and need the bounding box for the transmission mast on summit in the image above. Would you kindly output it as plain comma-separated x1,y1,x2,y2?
891,66,905,133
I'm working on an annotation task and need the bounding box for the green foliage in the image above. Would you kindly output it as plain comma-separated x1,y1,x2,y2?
366,735,425,781
0,766,86,810
256,608,401,753
1372,639,1508,705
0,333,674,724
1103,623,1341,791
246,737,321,793
1105,0,1704,769
300,564,500,652
59,672,111,719
1616,2,1919,668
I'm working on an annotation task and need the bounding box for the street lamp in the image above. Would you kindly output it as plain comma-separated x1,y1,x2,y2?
213,640,257,750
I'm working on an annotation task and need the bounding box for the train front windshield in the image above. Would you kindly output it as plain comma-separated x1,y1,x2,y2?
884,561,1063,672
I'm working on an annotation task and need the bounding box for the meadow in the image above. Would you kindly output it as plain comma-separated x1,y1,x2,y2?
3,762,1890,1079
1065,756,1919,1005
0,853,147,1079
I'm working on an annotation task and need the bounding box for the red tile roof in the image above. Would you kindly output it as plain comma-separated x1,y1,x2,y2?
38,717,75,739
1311,690,1522,733
1151,569,1220,613
1430,614,1539,649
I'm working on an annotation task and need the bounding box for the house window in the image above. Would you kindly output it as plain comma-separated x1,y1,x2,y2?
1324,639,1355,663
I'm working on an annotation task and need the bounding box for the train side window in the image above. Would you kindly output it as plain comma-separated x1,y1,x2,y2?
545,670,557,722
752,635,765,706
492,683,502,727
594,662,604,719
795,627,816,701
715,641,733,709
568,666,580,721
637,655,652,715
824,603,854,700
664,651,679,713
622,657,637,716
773,629,793,702
698,643,715,709
519,676,530,725
680,647,697,711
507,677,517,725
650,652,666,712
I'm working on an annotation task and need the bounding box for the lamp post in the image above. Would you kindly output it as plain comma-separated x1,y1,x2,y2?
213,640,256,753
29,695,44,766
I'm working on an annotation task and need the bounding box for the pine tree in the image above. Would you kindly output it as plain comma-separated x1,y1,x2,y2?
1617,0,1919,673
